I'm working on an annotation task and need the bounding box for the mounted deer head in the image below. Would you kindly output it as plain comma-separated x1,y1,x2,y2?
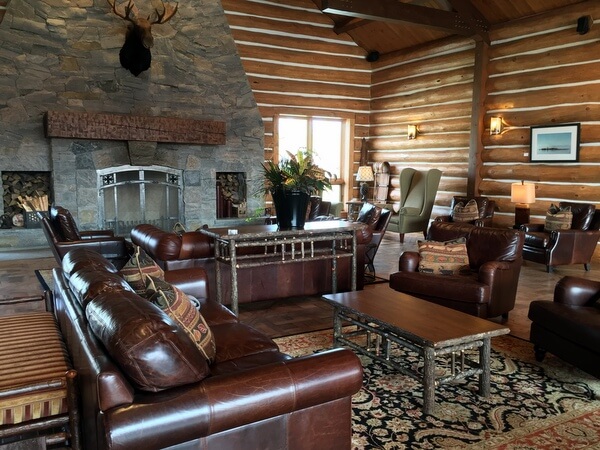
107,0,178,76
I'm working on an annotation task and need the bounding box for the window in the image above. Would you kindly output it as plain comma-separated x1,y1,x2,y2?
278,115,346,203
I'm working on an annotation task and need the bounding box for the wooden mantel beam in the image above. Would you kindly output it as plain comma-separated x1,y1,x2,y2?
44,111,226,145
320,0,489,42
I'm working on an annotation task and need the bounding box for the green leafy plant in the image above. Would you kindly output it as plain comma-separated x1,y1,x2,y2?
262,149,332,195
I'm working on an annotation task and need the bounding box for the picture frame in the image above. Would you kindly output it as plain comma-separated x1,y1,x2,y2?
530,123,580,163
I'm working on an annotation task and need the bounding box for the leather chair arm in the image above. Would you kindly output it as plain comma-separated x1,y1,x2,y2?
55,238,128,258
478,260,521,317
519,223,544,232
399,251,419,272
80,230,115,239
164,268,209,299
434,215,451,222
553,276,600,306
103,348,362,450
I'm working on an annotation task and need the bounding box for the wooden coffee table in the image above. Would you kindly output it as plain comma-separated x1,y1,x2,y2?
321,285,510,414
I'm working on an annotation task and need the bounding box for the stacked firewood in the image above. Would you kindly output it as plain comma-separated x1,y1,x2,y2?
2,172,51,216
17,193,49,212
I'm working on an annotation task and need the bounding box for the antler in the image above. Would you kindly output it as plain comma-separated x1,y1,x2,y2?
150,1,178,25
107,0,136,22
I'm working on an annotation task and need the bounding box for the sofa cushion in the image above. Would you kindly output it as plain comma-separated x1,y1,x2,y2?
466,226,522,269
62,248,118,278
210,322,280,364
145,276,216,363
545,204,572,231
417,239,469,275
120,245,165,293
452,199,479,222
69,266,134,309
86,290,210,392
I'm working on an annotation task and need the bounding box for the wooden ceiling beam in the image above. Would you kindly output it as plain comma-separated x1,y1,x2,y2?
320,0,487,39
447,0,490,43
333,16,372,35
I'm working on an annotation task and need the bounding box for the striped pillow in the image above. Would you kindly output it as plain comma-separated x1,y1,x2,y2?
145,276,216,363
545,204,572,231
120,245,164,293
452,199,479,222
418,239,469,275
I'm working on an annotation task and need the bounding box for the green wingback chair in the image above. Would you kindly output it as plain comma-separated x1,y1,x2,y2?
397,168,442,243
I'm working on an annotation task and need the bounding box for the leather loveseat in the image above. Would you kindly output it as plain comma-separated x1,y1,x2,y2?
52,248,363,450
528,276,600,377
389,221,525,319
130,222,371,305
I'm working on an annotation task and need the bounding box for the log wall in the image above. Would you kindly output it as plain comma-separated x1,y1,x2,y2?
482,2,600,228
222,0,371,202
368,38,476,215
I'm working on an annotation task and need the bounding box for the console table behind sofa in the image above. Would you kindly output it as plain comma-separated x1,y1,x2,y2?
131,223,371,309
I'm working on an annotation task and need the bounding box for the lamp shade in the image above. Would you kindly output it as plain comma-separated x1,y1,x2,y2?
511,182,535,204
490,117,503,135
356,165,374,182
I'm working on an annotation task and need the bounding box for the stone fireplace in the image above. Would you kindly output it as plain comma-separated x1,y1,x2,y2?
0,0,264,249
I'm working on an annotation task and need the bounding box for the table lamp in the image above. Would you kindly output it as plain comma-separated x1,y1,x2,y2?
511,181,536,227
356,166,374,202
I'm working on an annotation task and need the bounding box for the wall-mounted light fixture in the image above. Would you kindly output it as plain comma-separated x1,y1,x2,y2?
490,117,503,135
511,180,536,228
407,124,417,140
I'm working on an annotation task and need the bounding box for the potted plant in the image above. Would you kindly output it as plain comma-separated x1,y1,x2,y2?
262,149,331,230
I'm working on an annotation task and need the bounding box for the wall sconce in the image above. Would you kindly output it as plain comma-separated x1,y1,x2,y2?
511,181,536,227
356,165,374,202
407,124,417,140
490,117,503,135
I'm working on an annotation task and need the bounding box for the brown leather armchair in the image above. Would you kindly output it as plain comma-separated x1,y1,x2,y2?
528,276,600,377
354,203,392,278
39,205,130,268
435,196,495,227
389,221,524,319
519,202,600,273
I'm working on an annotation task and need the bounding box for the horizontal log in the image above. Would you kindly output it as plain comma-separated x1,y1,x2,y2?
478,180,600,203
486,83,600,111
44,111,226,145
253,92,369,112
373,36,473,69
483,144,600,164
241,60,369,85
371,83,473,111
237,43,370,71
258,106,357,120
481,165,600,183
372,49,474,85
223,0,333,27
371,151,468,164
484,104,600,128
371,101,472,124
370,117,471,136
490,25,600,60
482,126,600,148
371,66,473,99
369,134,469,151
487,62,600,94
247,75,369,99
488,40,600,76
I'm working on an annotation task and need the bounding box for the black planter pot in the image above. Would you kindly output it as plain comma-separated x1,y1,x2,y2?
271,189,310,230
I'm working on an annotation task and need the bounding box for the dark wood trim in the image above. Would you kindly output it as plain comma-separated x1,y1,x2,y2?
44,111,226,145
468,40,489,197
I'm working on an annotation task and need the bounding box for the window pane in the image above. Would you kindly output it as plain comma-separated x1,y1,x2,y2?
312,119,342,179
279,117,308,156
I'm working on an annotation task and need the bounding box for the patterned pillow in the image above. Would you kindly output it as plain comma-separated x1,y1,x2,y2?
145,276,216,363
452,199,479,222
417,239,469,275
120,245,164,293
545,204,572,231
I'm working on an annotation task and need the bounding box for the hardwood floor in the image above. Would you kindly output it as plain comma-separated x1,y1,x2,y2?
1,232,599,341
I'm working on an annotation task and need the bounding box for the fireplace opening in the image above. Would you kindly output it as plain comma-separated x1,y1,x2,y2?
1,171,52,226
216,172,247,218
98,165,183,236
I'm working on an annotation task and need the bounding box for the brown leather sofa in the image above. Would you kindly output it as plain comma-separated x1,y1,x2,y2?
528,276,600,378
519,202,600,273
39,205,130,269
130,222,371,305
52,248,363,450
389,222,525,319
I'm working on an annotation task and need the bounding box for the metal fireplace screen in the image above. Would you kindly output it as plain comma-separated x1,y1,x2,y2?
98,165,182,236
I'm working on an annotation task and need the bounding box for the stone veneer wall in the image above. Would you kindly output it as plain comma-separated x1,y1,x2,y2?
0,0,264,248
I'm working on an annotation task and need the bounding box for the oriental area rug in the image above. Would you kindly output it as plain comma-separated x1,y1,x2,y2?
274,329,600,450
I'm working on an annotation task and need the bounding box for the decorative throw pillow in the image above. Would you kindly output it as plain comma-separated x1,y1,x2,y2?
120,245,164,294
145,276,216,363
417,239,469,275
452,199,479,222
545,204,572,231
